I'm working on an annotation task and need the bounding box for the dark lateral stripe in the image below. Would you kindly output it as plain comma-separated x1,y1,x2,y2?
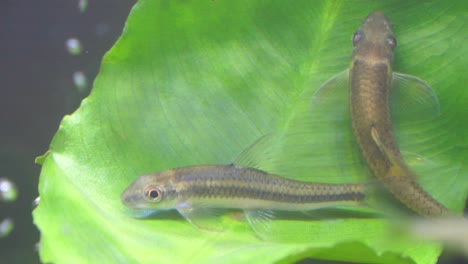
182,184,365,203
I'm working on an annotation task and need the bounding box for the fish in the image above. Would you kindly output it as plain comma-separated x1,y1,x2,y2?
121,164,368,232
347,12,452,217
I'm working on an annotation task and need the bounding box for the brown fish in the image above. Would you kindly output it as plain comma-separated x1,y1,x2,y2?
349,12,452,217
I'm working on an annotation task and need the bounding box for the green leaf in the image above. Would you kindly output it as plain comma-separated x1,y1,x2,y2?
33,1,467,263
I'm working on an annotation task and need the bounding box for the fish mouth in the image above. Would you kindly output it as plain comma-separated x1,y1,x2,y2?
120,185,140,208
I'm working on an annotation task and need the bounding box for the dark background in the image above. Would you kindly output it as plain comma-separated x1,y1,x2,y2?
0,1,135,262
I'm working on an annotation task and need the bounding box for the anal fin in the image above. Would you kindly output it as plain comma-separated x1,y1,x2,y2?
371,127,419,180
244,209,275,239
371,127,401,166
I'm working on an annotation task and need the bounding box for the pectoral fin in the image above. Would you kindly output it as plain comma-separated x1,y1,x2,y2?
177,205,227,232
391,72,440,121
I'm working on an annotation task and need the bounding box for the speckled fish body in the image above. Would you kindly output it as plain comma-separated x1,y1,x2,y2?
349,12,451,217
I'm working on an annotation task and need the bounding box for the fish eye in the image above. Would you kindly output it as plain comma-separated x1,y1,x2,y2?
386,35,397,49
145,186,163,202
352,31,363,46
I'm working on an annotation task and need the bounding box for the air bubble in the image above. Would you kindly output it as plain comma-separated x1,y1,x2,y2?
66,38,82,55
33,196,40,209
78,0,88,13
0,218,14,238
73,71,88,93
0,178,17,202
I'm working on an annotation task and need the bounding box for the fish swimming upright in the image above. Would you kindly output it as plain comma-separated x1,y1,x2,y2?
121,164,367,231
348,12,451,217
